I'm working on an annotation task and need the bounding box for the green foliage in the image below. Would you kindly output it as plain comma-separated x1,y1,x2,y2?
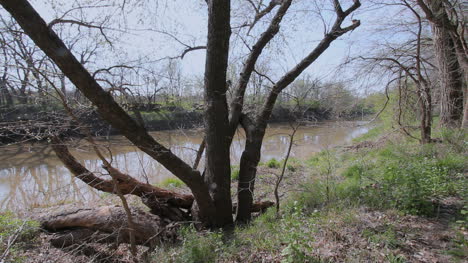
291,182,328,212
175,227,223,263
266,158,281,169
286,163,296,172
385,253,407,263
231,167,240,181
159,178,185,188
303,126,467,217
437,128,467,153
352,125,384,143
447,232,468,261
362,225,401,249
285,157,300,172
0,212,40,262
336,142,467,216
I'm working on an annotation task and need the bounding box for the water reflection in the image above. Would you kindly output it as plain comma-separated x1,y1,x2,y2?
0,121,369,211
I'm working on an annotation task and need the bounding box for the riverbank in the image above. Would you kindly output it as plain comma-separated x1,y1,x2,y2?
149,126,467,262
0,104,348,144
0,121,369,212
1,124,466,262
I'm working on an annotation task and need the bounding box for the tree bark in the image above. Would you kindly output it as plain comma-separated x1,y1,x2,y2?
38,206,176,248
0,0,217,226
418,0,465,128
235,0,361,222
432,23,464,127
51,138,193,221
202,0,233,226
236,114,264,222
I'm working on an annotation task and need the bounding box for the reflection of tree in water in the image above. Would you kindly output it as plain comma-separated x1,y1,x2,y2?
0,164,99,210
0,122,369,211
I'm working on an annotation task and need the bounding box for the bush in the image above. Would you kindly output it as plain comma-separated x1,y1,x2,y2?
302,132,467,217
337,143,467,216
266,158,281,169
159,178,185,188
231,168,240,181
286,163,296,172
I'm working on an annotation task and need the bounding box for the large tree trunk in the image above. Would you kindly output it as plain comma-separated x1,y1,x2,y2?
234,0,361,222
236,115,264,222
202,0,233,227
424,0,464,128
432,24,464,127
0,0,217,226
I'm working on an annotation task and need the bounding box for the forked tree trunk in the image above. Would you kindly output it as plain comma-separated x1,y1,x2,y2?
235,0,361,220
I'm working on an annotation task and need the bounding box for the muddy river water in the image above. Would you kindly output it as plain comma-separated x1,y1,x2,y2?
0,121,369,211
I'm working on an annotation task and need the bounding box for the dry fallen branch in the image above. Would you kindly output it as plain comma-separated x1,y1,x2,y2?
38,206,177,248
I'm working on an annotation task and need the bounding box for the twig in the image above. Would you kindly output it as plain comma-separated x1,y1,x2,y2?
0,221,26,262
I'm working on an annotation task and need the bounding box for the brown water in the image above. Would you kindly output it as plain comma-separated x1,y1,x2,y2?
0,121,369,211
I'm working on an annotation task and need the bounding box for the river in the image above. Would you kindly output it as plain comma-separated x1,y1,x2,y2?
0,121,369,211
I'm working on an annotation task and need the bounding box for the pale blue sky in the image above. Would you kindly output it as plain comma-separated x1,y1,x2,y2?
17,0,412,94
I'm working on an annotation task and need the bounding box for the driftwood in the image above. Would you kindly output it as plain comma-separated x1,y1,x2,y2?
51,140,274,217
51,141,193,221
39,202,275,248
40,206,177,248
45,141,275,248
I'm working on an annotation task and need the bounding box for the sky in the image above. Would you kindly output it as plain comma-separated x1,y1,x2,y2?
10,0,413,95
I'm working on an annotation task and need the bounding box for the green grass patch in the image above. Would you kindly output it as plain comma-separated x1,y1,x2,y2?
352,125,384,143
266,158,281,169
0,212,40,262
231,168,240,181
159,178,185,188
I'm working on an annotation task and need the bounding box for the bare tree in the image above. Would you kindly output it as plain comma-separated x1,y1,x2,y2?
416,0,466,128
349,0,436,143
0,0,361,234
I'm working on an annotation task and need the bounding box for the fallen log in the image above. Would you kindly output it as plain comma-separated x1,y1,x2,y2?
40,206,177,248
39,200,275,249
51,140,193,221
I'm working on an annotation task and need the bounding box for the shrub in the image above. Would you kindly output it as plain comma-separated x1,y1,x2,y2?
303,135,467,217
159,178,185,188
285,157,300,172
267,158,281,169
231,168,240,181
286,163,296,172
338,143,467,216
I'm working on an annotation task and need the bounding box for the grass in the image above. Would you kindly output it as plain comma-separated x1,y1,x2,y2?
0,212,40,262
151,124,466,262
266,158,281,169
352,125,384,143
231,167,240,181
158,178,185,188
